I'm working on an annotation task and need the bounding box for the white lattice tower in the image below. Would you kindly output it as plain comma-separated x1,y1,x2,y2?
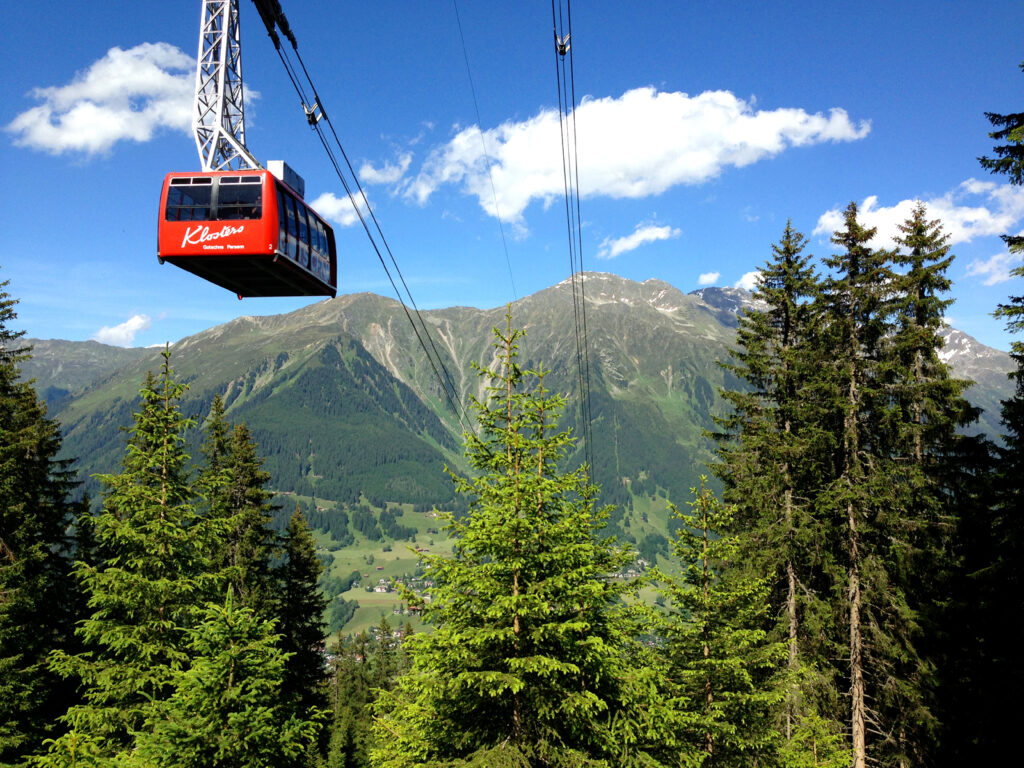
193,0,260,171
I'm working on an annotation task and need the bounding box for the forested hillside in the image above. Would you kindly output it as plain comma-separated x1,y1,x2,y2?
28,275,1014,518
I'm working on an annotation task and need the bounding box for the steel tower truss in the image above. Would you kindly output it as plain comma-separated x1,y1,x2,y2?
194,0,260,171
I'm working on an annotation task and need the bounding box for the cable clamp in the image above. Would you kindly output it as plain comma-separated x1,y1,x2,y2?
304,100,323,126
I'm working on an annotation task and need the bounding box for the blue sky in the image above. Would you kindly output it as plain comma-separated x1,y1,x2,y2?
2,0,1023,350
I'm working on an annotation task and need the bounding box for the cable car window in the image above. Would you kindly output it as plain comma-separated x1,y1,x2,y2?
318,221,329,266
276,186,288,254
297,203,310,248
308,217,320,256
216,177,262,220
313,218,326,257
312,219,329,280
284,194,299,260
165,178,212,221
296,204,310,268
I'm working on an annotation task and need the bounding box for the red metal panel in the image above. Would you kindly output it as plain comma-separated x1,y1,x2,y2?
157,171,276,259
157,170,337,298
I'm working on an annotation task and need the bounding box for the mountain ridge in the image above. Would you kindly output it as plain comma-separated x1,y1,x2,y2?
20,273,1014,508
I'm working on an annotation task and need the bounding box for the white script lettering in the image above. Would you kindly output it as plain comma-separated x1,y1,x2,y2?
181,224,245,248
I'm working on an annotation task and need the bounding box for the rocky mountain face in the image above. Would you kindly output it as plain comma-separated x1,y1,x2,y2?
936,327,1014,438
24,273,1014,524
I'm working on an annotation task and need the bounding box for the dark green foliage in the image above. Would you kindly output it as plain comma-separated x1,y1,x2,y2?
305,506,355,547
563,382,709,514
818,204,976,766
657,480,792,767
132,588,319,767
321,568,361,597
39,349,220,764
237,339,459,507
200,398,280,615
33,356,336,765
277,508,329,716
326,597,359,634
953,276,1024,759
328,633,373,768
350,505,382,541
373,314,664,767
881,203,983,765
978,59,1024,253
712,223,841,750
372,616,398,692
951,68,1024,762
325,625,410,768
0,277,82,765
637,532,668,564
714,208,980,767
379,506,416,540
55,333,463,511
982,57,1024,504
816,204,917,768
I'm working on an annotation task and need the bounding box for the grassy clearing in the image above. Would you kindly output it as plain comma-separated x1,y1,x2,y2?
309,494,680,636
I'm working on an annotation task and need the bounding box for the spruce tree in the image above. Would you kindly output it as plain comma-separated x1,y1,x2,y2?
277,507,328,719
882,203,980,765
657,479,790,767
815,202,965,767
132,587,319,768
200,393,231,486
978,58,1024,254
372,313,663,767
373,615,396,691
39,349,218,765
201,398,279,615
0,276,81,765
817,203,896,768
326,632,375,768
224,424,278,612
712,222,841,747
966,69,1024,759
965,274,1024,760
981,56,1024,588
889,203,974,462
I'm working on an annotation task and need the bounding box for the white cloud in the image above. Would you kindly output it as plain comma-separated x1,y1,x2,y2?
405,86,870,223
310,191,371,227
698,271,720,285
735,271,761,291
7,43,194,156
359,153,412,185
93,314,151,347
964,249,1024,286
596,223,681,260
813,180,1024,248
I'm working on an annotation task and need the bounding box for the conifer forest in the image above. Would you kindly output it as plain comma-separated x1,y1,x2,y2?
2,64,1023,768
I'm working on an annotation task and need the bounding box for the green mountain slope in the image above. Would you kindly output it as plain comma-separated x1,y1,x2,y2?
24,274,1015,634
19,338,151,409
50,315,460,507
40,273,1014,523
277,276,741,515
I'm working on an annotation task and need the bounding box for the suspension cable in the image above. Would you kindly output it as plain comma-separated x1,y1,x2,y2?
565,0,595,460
255,4,471,434
450,0,517,303
551,0,596,479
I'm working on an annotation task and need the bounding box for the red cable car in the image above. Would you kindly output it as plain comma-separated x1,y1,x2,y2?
157,168,337,298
